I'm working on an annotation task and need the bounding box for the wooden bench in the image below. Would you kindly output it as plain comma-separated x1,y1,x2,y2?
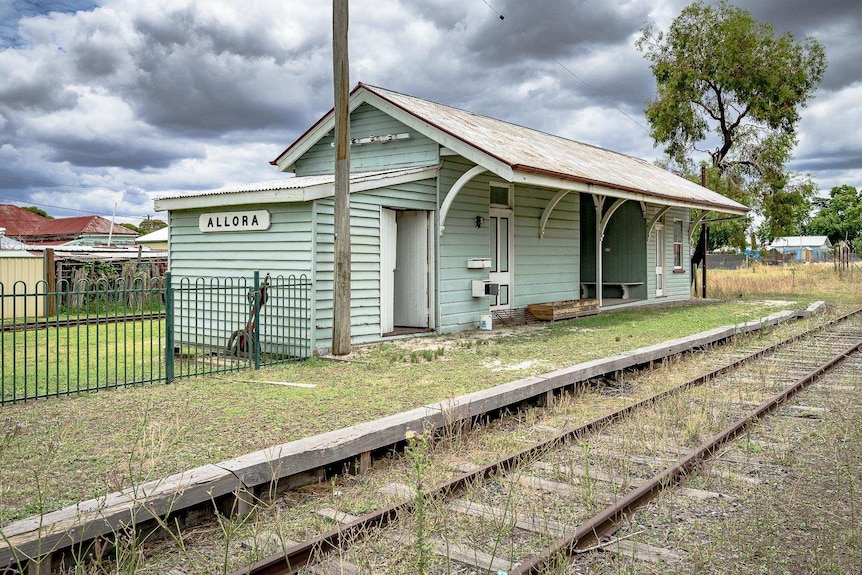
580,281,644,300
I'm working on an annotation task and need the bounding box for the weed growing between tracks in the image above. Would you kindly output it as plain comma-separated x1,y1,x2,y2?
680,358,862,575
404,428,433,574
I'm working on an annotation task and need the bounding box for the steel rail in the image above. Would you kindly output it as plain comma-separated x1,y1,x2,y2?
510,335,862,574
235,308,862,575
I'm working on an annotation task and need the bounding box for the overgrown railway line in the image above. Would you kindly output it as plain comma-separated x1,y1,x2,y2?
238,309,862,575
2,304,857,574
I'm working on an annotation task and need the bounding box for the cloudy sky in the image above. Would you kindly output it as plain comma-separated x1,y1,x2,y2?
0,0,860,225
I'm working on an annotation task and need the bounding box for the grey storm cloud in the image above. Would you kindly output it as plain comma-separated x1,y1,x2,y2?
466,0,650,64
0,65,79,113
0,0,860,219
738,0,862,33
44,135,205,169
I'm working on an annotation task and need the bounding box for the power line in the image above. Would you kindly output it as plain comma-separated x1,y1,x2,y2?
0,174,93,189
478,0,650,134
480,0,505,20
0,196,153,221
0,174,154,219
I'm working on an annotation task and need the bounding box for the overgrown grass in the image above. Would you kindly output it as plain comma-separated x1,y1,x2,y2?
0,264,857,529
708,260,862,302
1,320,165,403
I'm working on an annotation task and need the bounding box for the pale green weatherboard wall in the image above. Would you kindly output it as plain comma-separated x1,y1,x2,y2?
294,103,439,176
168,204,315,355
438,156,581,333
644,205,691,302
512,181,580,306
311,179,437,347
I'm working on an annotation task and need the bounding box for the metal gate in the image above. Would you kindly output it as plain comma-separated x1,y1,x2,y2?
1,271,311,405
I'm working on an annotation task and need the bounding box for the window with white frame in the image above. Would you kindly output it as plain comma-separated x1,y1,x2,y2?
489,183,512,207
673,219,684,269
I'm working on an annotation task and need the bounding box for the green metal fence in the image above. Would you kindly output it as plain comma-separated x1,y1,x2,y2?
1,272,311,405
167,272,312,380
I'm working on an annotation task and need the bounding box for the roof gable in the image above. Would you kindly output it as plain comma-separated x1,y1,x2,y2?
271,84,747,215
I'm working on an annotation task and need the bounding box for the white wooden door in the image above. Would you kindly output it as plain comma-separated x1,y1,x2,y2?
380,208,397,333
394,210,429,327
655,223,665,297
490,208,513,310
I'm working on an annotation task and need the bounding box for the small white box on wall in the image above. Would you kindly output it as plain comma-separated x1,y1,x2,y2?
467,258,492,269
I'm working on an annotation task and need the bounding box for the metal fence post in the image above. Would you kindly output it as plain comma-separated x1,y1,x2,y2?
253,271,261,370
165,272,174,383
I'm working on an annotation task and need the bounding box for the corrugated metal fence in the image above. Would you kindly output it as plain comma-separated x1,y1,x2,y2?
0,271,311,405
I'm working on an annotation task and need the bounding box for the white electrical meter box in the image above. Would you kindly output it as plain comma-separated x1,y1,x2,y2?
472,280,500,297
467,258,492,269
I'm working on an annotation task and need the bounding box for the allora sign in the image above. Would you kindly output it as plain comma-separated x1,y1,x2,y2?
199,210,271,232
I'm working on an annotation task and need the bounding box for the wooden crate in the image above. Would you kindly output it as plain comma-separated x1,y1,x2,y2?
527,299,599,321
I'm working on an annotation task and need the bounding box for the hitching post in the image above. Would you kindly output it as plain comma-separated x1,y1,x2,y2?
165,272,174,383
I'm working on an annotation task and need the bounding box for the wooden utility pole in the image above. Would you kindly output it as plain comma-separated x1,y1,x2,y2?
332,0,351,355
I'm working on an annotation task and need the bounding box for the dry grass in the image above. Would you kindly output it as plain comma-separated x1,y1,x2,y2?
708,261,862,304
109,308,857,574
3,263,861,573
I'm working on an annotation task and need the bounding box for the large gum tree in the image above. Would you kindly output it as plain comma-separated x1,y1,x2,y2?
637,0,826,240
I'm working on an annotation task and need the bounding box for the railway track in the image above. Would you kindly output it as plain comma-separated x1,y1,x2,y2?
233,309,862,575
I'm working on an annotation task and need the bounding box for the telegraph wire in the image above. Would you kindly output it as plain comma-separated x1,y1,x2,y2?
0,196,154,221
480,0,505,20
0,174,92,189
0,175,154,220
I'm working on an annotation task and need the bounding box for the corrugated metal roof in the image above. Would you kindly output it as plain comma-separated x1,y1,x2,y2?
155,166,434,201
0,249,38,258
359,84,747,214
156,175,331,201
34,216,137,236
135,227,168,242
0,204,49,236
769,236,830,248
1,235,29,250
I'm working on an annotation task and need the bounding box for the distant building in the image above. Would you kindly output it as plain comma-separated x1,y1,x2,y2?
0,205,137,247
768,236,832,262
0,204,49,239
134,227,168,250
0,227,29,250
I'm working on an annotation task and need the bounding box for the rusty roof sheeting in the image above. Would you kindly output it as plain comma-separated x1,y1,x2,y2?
360,84,747,214
34,216,137,236
0,204,50,236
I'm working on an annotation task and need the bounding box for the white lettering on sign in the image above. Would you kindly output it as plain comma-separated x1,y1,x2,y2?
199,210,271,232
